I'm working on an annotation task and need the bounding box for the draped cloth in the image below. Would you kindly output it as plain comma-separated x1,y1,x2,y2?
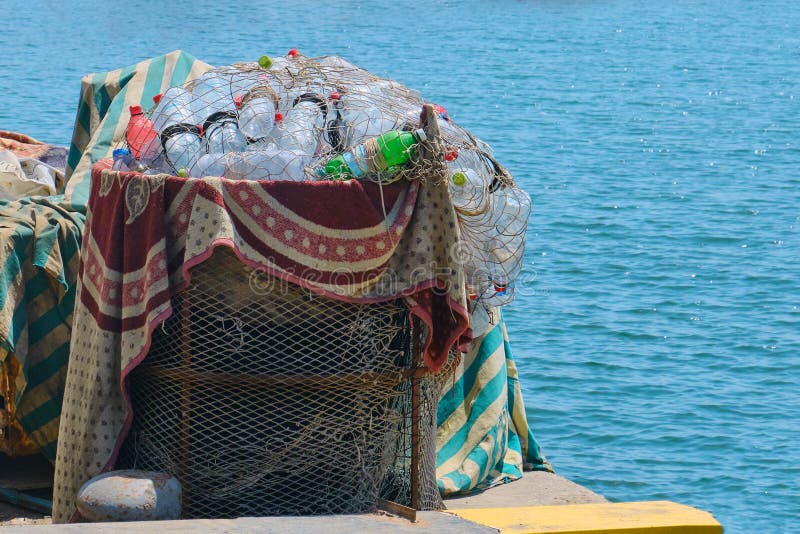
0,52,211,461
437,309,552,496
52,160,471,522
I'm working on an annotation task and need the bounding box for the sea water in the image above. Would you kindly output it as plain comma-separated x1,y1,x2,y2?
1,1,798,531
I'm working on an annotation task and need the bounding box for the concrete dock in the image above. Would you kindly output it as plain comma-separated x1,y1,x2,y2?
0,471,604,528
0,470,723,532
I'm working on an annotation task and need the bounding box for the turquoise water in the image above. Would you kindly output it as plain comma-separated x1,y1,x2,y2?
2,1,799,531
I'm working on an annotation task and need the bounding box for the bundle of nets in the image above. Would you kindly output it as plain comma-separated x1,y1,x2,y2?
120,50,531,307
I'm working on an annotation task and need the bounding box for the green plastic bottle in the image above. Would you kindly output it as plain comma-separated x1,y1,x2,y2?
320,129,427,180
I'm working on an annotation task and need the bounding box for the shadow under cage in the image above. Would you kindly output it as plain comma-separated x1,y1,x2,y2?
116,248,443,518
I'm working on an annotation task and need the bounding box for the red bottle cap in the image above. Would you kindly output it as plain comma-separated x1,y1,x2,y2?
330,91,341,100
275,112,284,122
234,94,243,109
129,105,143,116
287,48,299,58
433,103,451,122
196,124,204,136
153,93,163,105
445,148,458,161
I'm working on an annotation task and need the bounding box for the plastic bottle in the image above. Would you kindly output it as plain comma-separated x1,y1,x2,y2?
125,105,159,162
235,88,278,143
112,148,137,172
151,86,195,132
192,72,247,154
272,94,327,155
223,149,309,182
190,153,226,178
146,87,205,174
162,124,204,175
481,185,531,306
204,115,247,154
339,91,402,148
449,168,487,212
320,129,426,181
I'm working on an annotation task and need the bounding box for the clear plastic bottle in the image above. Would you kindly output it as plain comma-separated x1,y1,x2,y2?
319,129,426,180
151,87,192,129
481,185,531,306
272,94,327,155
192,72,247,154
163,125,204,175
236,88,277,143
147,87,204,174
112,148,137,172
446,149,491,212
204,118,247,154
449,168,487,213
223,150,309,182
190,153,226,178
339,91,401,148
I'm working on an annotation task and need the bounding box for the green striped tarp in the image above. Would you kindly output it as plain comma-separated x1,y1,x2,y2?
437,310,552,494
0,51,210,461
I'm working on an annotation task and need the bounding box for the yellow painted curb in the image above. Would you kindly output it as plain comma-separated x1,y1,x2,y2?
448,500,723,534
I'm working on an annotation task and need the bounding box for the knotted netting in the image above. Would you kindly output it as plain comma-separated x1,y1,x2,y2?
120,51,531,308
117,248,444,517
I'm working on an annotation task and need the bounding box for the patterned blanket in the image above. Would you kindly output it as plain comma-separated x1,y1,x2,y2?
52,158,471,521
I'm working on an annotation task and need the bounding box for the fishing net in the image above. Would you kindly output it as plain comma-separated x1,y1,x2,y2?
113,51,532,518
116,248,444,517
120,51,531,308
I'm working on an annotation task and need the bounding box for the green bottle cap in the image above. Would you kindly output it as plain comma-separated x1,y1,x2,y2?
258,55,273,69
452,172,467,186
177,168,188,178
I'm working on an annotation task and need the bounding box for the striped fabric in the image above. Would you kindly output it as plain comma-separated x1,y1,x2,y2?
0,51,210,461
437,309,552,495
63,50,211,212
0,196,84,460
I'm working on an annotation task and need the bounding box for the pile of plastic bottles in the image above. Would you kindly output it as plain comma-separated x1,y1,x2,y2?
117,51,531,307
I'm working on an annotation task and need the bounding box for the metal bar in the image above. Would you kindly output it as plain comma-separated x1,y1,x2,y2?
0,486,52,515
377,498,417,523
410,318,421,511
136,366,413,389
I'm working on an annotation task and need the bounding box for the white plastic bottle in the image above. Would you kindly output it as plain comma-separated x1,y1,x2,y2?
205,118,247,154
272,95,326,155
151,87,195,131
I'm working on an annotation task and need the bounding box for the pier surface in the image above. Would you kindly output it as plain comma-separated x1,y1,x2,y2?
1,470,722,532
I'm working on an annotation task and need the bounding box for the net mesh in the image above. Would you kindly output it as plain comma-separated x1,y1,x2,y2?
120,52,531,307
117,248,444,518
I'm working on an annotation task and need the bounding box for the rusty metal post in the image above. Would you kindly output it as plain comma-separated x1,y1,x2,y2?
410,317,422,511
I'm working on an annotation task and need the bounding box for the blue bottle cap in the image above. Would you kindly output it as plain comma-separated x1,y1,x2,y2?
113,148,131,159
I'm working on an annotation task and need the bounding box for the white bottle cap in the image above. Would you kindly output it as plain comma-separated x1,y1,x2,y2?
415,128,427,142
